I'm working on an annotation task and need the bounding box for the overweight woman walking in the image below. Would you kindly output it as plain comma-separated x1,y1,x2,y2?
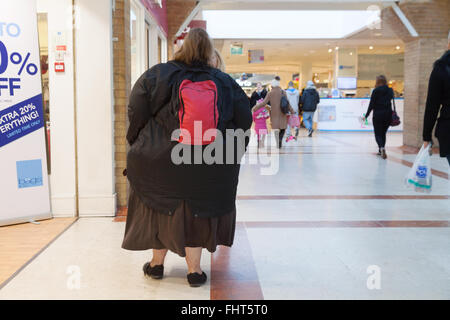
365,75,394,159
122,28,252,287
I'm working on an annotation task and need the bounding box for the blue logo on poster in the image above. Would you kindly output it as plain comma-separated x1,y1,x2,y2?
16,159,43,189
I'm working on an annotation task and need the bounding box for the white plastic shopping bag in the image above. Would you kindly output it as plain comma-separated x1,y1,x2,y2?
405,144,432,193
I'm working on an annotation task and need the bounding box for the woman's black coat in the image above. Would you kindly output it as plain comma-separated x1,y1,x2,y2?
126,61,252,218
249,89,267,109
365,85,394,124
423,50,450,157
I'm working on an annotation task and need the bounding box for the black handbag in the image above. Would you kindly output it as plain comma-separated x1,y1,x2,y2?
280,92,290,115
390,98,401,127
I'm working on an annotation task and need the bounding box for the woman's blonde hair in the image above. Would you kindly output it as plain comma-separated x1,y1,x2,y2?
174,28,214,66
211,48,225,71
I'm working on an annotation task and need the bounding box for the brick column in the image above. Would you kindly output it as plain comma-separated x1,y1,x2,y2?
113,0,131,210
382,0,450,148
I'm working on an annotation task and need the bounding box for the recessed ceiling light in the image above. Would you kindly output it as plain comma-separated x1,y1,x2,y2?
349,52,353,55
395,45,400,50
328,48,332,53
369,46,374,50
335,46,339,50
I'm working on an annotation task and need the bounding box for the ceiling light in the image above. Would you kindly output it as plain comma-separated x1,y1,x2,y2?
328,48,332,53
395,45,400,50
349,52,353,55
369,46,374,50
335,46,339,50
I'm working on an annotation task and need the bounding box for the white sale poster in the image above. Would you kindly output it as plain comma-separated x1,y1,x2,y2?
0,0,51,226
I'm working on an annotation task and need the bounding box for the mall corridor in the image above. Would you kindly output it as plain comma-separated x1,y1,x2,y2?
1,131,449,300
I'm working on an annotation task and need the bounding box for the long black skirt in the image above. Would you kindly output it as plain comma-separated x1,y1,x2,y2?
122,188,236,257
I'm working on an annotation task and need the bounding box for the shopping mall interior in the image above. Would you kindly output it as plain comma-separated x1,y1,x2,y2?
0,0,449,300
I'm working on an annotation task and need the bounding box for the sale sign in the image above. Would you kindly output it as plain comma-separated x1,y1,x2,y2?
0,0,51,226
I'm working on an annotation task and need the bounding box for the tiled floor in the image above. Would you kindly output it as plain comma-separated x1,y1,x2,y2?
1,131,449,299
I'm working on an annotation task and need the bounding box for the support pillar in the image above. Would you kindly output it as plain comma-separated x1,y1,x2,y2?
382,0,450,148
112,0,131,209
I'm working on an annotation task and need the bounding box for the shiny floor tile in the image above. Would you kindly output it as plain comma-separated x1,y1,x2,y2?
0,218,210,300
247,228,450,299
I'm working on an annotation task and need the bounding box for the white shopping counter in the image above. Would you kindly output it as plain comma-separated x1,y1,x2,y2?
315,98,404,132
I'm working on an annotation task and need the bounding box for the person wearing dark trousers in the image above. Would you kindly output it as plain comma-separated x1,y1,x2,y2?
423,38,450,166
365,75,394,159
301,81,320,137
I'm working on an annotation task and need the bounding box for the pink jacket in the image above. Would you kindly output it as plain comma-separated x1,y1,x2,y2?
253,108,269,131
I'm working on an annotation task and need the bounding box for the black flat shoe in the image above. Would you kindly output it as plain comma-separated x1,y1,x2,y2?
143,262,164,279
187,272,207,287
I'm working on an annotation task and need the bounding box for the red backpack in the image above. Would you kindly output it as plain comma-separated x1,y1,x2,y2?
177,79,219,145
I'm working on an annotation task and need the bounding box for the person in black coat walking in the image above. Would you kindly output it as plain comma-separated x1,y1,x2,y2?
249,82,267,109
423,42,450,166
301,81,320,137
364,75,394,159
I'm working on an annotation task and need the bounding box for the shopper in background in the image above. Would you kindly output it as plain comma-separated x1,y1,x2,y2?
364,75,394,159
249,82,267,110
122,28,252,287
252,77,294,148
423,32,450,166
285,81,300,141
252,98,270,148
301,80,320,137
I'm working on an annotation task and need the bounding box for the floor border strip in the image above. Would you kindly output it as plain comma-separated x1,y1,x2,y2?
210,222,264,300
237,195,449,200
244,220,450,228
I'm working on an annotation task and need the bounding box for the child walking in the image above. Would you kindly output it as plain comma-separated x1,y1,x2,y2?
253,99,270,148
286,113,300,142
